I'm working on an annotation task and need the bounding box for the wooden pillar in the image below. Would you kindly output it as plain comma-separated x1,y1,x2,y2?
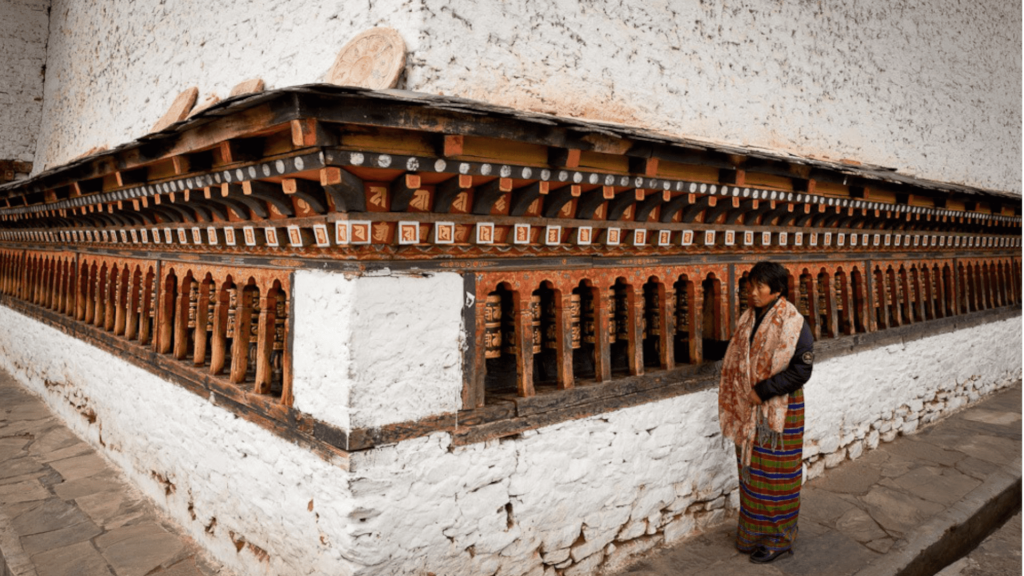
210,284,229,375
873,268,888,330
691,283,704,363
253,293,274,394
514,295,536,397
280,283,294,406
888,269,902,327
594,286,611,383
555,293,574,390
628,287,644,376
661,286,675,370
157,273,175,355
900,269,914,324
230,286,254,384
193,281,211,365
104,270,117,332
822,273,838,339
114,270,127,335
806,274,821,340
126,272,140,341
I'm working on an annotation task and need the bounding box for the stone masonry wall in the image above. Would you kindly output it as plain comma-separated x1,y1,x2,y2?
0,0,50,165
337,315,1020,575
30,0,1023,193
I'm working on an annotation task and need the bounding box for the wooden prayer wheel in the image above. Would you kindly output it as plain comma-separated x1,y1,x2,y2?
483,294,502,359
206,284,216,332
606,294,617,343
834,276,844,311
226,288,237,338
615,290,629,341
542,297,557,350
187,282,199,329
529,295,542,354
582,292,597,345
569,294,581,349
646,291,660,337
148,276,158,318
676,288,689,330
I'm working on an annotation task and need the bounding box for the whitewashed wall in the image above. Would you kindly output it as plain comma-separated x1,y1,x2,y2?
291,269,464,434
31,0,1023,194
0,0,50,164
0,267,1018,575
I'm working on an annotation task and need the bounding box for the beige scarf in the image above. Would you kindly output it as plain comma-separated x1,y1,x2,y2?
718,297,804,479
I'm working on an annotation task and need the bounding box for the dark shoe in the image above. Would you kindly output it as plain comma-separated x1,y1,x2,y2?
749,546,793,563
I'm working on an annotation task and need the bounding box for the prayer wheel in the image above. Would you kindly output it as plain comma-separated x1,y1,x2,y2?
606,294,617,343
834,275,844,311
614,290,629,341
569,294,581,349
483,293,502,359
798,278,809,317
529,295,541,354
247,291,260,377
148,276,158,318
226,288,237,338
676,286,689,330
206,284,216,332
582,292,597,345
645,291,659,337
271,297,287,388
187,282,199,329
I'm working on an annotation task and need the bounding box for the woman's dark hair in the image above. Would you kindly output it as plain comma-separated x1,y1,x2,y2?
748,261,789,296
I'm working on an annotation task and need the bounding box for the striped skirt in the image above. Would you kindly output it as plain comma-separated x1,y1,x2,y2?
735,388,804,553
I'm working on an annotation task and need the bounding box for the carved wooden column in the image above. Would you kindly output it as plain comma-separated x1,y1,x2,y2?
253,292,275,394
629,286,644,376
555,292,574,390
690,282,704,364
514,294,536,397
590,285,611,383
209,283,229,375
125,272,139,341
230,286,254,384
173,277,192,359
192,281,212,366
806,273,821,340
104,269,117,332
873,268,887,330
661,285,676,370
157,273,175,355
114,270,127,335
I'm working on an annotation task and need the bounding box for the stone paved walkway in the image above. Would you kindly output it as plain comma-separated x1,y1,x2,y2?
0,370,228,576
616,381,1022,576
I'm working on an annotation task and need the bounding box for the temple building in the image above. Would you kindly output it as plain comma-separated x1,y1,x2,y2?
0,1,1020,574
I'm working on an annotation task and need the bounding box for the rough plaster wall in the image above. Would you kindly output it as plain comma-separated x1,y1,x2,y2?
0,0,49,163
0,305,360,576
33,0,1022,193
292,269,464,433
33,0,426,171
344,316,1021,576
411,0,1022,193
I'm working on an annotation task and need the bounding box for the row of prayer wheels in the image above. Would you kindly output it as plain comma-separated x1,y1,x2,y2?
483,288,690,359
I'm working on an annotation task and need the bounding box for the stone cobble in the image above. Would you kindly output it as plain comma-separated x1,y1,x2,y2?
0,371,228,576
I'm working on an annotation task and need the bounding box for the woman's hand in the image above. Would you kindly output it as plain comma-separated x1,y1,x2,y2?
748,387,763,406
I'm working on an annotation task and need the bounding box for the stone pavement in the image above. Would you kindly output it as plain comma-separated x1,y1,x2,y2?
0,371,229,576
616,381,1022,576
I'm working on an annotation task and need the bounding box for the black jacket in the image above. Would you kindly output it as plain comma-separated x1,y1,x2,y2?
749,297,814,402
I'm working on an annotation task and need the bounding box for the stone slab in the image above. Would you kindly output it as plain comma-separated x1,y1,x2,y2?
30,540,113,576
48,453,108,482
95,522,186,576
20,518,102,555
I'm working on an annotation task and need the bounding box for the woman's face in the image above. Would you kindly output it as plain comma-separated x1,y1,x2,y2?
749,281,778,308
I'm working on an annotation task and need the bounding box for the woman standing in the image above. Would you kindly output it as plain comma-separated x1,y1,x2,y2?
718,261,814,564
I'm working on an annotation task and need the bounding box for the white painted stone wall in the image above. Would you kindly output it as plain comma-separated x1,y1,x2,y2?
0,286,1018,575
0,304,360,576
31,0,1022,193
0,0,49,164
291,269,464,434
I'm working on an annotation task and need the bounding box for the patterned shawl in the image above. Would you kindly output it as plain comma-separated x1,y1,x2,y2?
718,296,804,478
